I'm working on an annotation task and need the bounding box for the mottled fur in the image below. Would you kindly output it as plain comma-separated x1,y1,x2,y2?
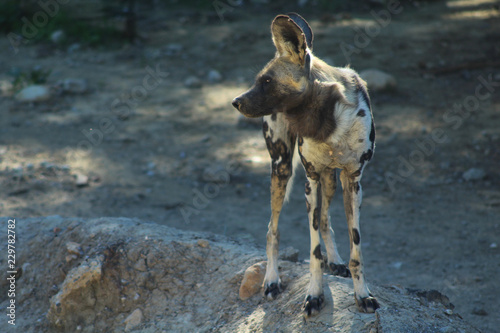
232,13,380,317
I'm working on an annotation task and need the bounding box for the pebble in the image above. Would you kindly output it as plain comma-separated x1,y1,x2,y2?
74,173,89,187
462,168,485,181
359,69,397,92
67,43,81,54
66,242,84,256
490,242,497,249
207,69,222,83
50,30,66,44
124,308,143,331
165,43,183,56
239,261,266,300
184,76,202,88
56,78,88,94
15,85,51,102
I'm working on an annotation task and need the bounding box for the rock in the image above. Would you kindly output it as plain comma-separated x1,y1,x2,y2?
74,173,89,187
239,261,266,300
124,309,143,331
50,30,65,44
237,114,262,129
462,168,486,181
207,69,222,83
279,246,300,262
66,241,83,256
165,43,183,56
56,78,88,94
6,217,481,333
359,69,397,91
202,165,230,183
184,76,202,88
15,85,51,102
47,256,103,328
67,43,81,54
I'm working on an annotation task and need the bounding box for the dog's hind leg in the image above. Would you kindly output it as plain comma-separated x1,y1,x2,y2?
320,168,351,278
262,113,296,300
340,169,380,313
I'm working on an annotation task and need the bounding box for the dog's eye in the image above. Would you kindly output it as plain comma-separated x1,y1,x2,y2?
265,78,271,83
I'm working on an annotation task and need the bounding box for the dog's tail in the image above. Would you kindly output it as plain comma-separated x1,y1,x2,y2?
284,137,300,203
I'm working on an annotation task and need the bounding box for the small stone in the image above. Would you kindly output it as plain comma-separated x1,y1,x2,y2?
184,76,202,88
15,85,51,102
202,165,229,183
462,168,486,181
50,30,66,44
490,242,497,249
124,308,143,331
134,258,147,272
56,78,88,94
471,307,488,316
165,43,183,56
279,246,299,262
65,254,78,263
74,173,89,187
444,309,453,315
197,239,210,248
67,43,81,53
239,261,266,300
66,242,83,256
207,69,222,83
359,69,397,92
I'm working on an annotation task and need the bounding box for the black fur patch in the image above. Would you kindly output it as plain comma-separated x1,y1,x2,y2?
352,182,360,194
313,208,320,230
313,244,322,260
351,169,361,178
263,127,295,180
300,153,320,181
306,198,311,212
298,136,304,146
359,149,373,164
352,228,360,245
271,112,277,121
350,259,360,267
369,120,375,145
305,181,311,195
262,121,269,134
357,109,366,117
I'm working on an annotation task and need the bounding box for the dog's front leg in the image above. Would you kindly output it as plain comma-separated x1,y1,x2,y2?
263,174,288,299
262,116,295,300
340,170,380,313
303,177,325,317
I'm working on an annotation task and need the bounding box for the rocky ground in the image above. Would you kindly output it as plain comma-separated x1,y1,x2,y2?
0,0,499,331
0,216,481,332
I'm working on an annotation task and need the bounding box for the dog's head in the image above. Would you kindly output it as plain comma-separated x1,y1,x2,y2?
232,13,314,118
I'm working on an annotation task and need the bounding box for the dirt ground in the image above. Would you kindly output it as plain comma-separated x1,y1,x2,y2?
1,1,499,332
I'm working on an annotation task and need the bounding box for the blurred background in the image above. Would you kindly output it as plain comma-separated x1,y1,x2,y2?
0,0,499,331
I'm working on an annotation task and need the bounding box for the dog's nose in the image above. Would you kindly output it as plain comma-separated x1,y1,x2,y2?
232,98,240,110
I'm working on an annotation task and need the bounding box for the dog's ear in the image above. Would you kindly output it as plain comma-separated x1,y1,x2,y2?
286,12,313,50
271,14,310,65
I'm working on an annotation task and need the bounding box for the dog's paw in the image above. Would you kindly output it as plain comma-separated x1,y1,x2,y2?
303,294,325,318
264,282,283,300
355,293,380,313
328,262,351,278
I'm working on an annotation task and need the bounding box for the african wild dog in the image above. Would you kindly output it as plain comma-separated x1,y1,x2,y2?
232,13,379,317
